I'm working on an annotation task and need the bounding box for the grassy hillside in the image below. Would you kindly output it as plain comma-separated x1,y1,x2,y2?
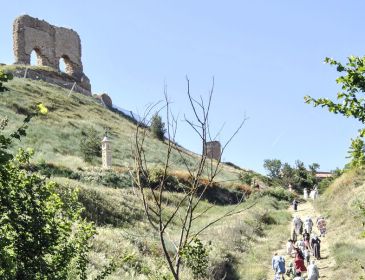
0,68,295,278
315,169,365,279
53,176,292,279
0,65,243,182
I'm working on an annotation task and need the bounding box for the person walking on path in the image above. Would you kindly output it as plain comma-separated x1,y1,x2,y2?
303,247,310,266
292,217,303,242
303,188,308,200
294,248,307,274
307,260,320,280
295,238,305,253
311,235,321,260
272,253,286,280
303,229,311,249
304,216,313,234
286,239,294,256
292,199,299,211
316,217,327,237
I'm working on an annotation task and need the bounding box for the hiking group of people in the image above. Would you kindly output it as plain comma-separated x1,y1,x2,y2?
271,196,327,280
293,187,318,212
303,186,318,201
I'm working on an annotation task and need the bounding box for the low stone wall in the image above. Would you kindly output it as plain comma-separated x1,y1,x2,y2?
10,67,91,96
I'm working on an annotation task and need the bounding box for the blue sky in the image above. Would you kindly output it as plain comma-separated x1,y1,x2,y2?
1,1,364,174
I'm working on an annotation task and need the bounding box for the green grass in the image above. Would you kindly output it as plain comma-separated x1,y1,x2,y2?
50,175,291,279
0,69,241,183
315,169,365,279
0,69,297,279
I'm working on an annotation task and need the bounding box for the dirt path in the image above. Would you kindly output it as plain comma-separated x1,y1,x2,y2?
266,201,336,279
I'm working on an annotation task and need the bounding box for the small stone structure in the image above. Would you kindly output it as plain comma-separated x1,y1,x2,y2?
95,93,113,108
13,15,91,94
102,136,112,169
204,141,221,161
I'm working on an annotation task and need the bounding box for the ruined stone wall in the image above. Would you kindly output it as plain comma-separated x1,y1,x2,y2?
95,93,113,108
13,15,91,93
204,141,221,161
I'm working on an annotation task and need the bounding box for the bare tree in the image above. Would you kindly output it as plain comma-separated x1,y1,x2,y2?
131,78,251,279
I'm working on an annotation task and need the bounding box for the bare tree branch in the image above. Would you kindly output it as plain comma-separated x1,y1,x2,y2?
131,78,247,279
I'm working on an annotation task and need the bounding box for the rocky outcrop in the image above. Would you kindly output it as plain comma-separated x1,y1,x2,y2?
95,93,113,108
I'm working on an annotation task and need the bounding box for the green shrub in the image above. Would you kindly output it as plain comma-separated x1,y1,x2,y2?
80,127,101,163
0,118,111,279
148,166,181,191
0,70,13,92
33,161,80,179
180,238,209,278
150,113,166,140
252,187,295,202
74,168,131,189
239,171,254,185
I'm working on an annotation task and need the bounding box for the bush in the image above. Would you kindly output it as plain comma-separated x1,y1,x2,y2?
75,168,131,189
0,121,107,279
209,254,239,280
34,161,80,179
0,116,114,279
252,187,295,202
239,172,254,185
80,127,102,163
150,113,166,140
180,238,209,278
0,70,13,92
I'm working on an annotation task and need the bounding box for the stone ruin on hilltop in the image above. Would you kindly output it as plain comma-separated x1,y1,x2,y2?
12,15,91,95
204,141,221,161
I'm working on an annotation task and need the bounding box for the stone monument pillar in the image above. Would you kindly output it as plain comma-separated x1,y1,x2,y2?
102,136,112,169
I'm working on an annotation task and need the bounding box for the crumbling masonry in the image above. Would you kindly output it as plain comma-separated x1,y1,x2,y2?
13,15,91,93
204,141,221,161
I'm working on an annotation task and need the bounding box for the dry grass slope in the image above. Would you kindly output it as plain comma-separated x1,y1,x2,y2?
314,169,365,279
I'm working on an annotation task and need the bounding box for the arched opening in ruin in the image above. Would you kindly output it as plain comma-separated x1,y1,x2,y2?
59,57,67,73
58,55,74,76
30,49,42,66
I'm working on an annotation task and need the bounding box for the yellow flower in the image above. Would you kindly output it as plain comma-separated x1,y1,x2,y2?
37,103,48,115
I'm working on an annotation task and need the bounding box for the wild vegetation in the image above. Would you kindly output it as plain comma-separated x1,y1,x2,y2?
304,55,365,278
305,55,365,168
0,68,292,279
1,59,365,280
150,113,166,141
0,72,112,279
314,169,365,279
261,158,331,192
80,127,102,163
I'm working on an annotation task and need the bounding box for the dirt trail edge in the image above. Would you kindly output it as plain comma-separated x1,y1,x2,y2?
266,200,336,279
